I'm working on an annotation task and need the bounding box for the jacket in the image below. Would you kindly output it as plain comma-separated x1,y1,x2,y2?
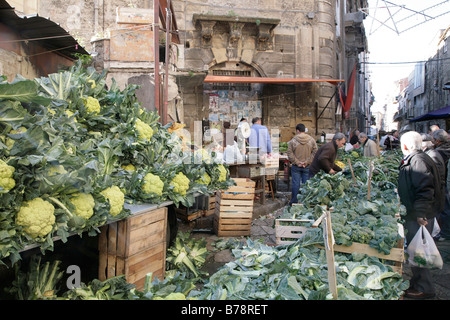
249,124,272,153
362,138,378,157
287,133,318,167
398,150,443,220
309,140,342,176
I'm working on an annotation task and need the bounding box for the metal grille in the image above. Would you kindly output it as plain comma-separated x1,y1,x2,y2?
211,69,252,91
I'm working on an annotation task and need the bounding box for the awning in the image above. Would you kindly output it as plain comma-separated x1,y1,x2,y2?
204,75,344,86
410,105,450,122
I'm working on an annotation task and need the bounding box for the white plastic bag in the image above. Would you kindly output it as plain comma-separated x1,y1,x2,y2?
431,218,441,238
407,225,443,269
345,143,354,152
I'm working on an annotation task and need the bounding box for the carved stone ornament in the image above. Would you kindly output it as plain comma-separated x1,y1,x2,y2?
228,22,245,47
257,23,274,51
199,20,216,46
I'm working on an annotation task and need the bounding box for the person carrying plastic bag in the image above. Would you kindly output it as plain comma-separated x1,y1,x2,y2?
398,131,444,299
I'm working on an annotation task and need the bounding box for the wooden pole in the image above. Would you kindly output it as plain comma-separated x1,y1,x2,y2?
347,158,357,185
367,160,373,200
323,211,338,300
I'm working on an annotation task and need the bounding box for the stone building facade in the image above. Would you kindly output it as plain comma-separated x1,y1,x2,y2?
5,0,370,142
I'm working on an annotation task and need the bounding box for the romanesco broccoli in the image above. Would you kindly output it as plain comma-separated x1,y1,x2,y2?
135,118,154,141
0,159,15,191
217,165,227,182
121,164,136,171
142,173,164,196
195,172,211,185
70,193,95,219
170,172,190,196
16,197,56,239
100,186,125,216
84,96,101,114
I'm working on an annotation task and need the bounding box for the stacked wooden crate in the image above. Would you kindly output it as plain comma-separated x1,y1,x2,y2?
214,178,255,237
98,206,167,290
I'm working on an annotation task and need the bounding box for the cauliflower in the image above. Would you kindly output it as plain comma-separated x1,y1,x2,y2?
121,164,136,171
84,96,101,114
48,164,67,176
142,173,164,196
16,197,56,239
6,126,27,150
0,159,15,191
65,110,77,122
135,118,154,141
69,193,95,219
170,172,190,196
196,172,211,185
100,186,125,216
217,164,227,182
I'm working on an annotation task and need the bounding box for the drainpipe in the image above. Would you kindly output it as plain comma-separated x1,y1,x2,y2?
154,0,160,116
94,0,98,35
163,0,171,125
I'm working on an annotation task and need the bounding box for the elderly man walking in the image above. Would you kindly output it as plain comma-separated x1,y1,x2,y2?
358,132,378,157
398,131,442,299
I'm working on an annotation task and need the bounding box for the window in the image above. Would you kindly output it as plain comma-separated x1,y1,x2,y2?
211,69,252,91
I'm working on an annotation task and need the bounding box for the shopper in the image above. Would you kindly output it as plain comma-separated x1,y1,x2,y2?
398,131,442,299
309,132,346,178
432,129,450,241
249,117,272,157
349,129,360,145
358,132,378,157
287,123,318,205
384,130,400,150
421,133,446,217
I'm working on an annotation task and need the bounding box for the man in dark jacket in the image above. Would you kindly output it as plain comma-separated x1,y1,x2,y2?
432,129,450,241
398,131,442,299
309,132,346,178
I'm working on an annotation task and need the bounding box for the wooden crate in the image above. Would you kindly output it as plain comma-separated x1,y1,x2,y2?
275,218,314,245
214,178,255,237
275,217,405,274
98,207,167,290
203,193,216,217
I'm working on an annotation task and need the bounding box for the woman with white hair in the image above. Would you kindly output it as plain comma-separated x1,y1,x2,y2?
398,131,442,299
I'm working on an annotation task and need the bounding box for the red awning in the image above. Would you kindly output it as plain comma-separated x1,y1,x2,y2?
204,75,344,86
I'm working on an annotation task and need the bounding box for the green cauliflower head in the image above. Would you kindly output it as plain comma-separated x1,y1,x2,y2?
217,164,227,182
84,96,101,114
195,172,211,185
70,193,95,219
100,186,125,217
135,118,154,141
16,197,55,239
170,172,190,196
142,172,164,196
0,159,15,191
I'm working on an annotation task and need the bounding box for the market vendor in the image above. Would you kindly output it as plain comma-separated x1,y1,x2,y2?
308,132,346,178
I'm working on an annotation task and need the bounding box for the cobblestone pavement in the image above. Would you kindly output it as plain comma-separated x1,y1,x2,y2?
181,196,450,300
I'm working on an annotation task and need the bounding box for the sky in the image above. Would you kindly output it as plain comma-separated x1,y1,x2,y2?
363,0,450,112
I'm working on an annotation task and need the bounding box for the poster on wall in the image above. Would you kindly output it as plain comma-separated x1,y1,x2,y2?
208,91,262,127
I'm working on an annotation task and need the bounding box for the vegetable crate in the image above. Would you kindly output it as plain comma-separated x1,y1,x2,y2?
214,178,255,237
275,217,405,274
275,218,315,245
203,193,216,217
98,207,167,290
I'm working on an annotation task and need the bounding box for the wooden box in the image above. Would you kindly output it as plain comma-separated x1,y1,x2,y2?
98,206,167,290
275,218,314,245
214,178,255,237
275,217,405,274
204,193,216,217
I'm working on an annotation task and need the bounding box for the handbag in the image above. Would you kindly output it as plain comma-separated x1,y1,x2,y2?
406,225,443,269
